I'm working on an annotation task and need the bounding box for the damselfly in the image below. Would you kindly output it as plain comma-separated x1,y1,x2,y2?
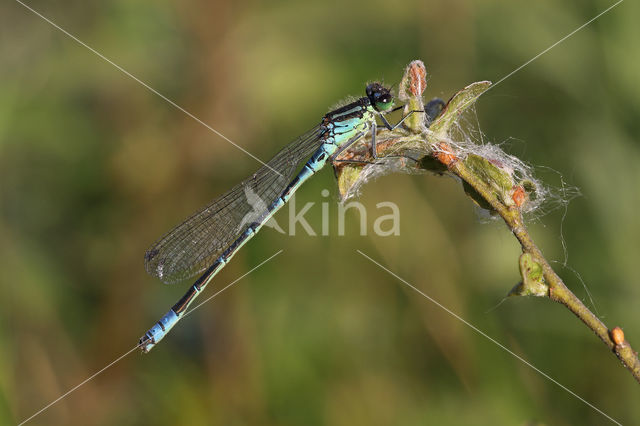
139,82,419,352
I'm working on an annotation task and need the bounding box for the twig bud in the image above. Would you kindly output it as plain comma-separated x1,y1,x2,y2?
512,185,527,207
610,327,625,346
434,142,458,167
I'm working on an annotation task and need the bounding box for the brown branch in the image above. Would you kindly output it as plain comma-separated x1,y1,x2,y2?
334,60,640,384
448,156,640,384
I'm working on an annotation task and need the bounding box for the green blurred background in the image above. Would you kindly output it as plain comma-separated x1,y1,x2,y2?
2,0,639,424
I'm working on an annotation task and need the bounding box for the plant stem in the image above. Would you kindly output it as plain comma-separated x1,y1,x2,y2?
336,64,640,383
449,158,640,383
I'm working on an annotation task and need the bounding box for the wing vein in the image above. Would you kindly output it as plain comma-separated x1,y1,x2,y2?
144,125,326,283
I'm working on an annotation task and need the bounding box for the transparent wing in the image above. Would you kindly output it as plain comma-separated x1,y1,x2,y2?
145,125,326,283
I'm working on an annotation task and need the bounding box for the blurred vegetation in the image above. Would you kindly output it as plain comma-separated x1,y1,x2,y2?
1,0,639,425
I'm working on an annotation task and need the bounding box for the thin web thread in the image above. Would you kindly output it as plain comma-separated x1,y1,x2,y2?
17,346,139,426
551,260,600,317
183,249,283,318
486,0,624,93
17,250,283,425
14,0,283,178
357,250,622,426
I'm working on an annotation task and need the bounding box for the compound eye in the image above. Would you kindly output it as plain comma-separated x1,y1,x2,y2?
375,92,393,111
379,93,391,103
366,83,376,98
366,83,393,111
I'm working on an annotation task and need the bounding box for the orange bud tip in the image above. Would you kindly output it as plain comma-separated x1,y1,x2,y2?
434,142,458,166
512,185,527,207
408,61,427,97
610,327,625,345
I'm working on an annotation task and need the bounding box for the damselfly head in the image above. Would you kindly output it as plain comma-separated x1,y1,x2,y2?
366,82,393,112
